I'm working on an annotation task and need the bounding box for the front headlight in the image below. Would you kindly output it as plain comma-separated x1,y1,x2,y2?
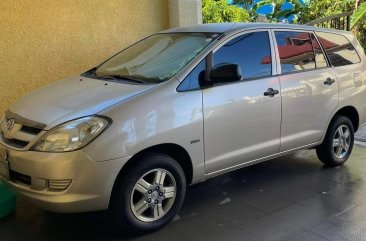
32,116,110,152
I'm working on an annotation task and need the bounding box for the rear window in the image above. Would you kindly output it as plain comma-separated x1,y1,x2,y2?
315,32,360,67
274,31,316,74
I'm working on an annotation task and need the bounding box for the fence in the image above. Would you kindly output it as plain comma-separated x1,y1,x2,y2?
306,12,353,31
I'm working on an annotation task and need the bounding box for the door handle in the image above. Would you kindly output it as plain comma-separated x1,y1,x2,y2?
324,78,336,86
263,88,279,97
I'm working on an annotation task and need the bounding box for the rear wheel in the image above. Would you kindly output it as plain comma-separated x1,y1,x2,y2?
110,152,186,233
316,115,354,167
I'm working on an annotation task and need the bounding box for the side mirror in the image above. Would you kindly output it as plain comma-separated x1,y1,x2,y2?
210,63,242,85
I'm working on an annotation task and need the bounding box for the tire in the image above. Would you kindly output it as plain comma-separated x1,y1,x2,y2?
316,115,354,167
110,152,186,234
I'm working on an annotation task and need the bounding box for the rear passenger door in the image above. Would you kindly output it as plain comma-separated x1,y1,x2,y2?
315,31,364,104
273,30,338,151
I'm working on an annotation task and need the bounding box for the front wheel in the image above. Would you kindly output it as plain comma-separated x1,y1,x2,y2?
110,152,186,233
316,115,354,167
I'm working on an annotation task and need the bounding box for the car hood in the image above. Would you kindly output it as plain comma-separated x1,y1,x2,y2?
8,76,155,129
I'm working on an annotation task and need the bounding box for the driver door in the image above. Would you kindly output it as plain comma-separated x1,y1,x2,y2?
203,30,282,173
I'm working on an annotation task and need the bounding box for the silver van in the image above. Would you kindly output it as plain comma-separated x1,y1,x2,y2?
1,23,366,233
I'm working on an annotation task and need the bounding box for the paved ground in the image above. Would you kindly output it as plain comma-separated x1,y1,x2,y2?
355,125,366,142
2,147,366,241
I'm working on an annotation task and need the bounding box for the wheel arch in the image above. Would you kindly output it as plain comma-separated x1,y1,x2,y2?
110,143,193,207
331,106,360,132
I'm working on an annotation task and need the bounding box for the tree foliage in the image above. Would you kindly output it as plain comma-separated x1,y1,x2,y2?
232,0,254,11
299,0,355,24
202,0,366,51
251,0,304,23
231,0,304,23
352,1,366,51
351,2,366,28
202,0,250,23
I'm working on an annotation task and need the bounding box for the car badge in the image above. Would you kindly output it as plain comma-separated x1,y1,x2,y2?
6,118,15,131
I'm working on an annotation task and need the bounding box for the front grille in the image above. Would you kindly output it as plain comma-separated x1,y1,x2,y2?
3,138,29,148
20,125,43,135
0,111,45,149
10,170,31,186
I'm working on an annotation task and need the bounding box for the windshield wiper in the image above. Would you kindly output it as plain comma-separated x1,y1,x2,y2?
96,74,145,84
82,67,97,77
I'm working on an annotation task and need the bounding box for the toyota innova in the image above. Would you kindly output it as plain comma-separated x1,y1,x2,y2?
1,23,366,233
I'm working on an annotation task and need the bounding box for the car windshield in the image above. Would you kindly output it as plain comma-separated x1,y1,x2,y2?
86,33,219,84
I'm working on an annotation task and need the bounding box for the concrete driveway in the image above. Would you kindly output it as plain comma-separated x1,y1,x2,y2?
1,147,366,241
356,125,366,143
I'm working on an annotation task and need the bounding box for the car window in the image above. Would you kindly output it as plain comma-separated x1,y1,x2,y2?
315,32,360,67
310,33,328,68
213,31,272,80
275,31,316,74
177,59,205,91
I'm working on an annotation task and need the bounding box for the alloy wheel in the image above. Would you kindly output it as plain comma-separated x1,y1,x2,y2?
333,125,351,159
130,168,176,222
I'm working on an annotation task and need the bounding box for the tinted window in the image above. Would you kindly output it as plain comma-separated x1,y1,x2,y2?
177,59,205,91
214,32,272,80
316,32,360,67
310,33,328,68
275,31,316,74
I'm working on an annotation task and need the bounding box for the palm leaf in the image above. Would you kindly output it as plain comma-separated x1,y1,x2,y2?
351,2,366,29
251,0,273,12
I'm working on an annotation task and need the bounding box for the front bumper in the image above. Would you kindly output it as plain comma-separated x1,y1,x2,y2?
0,144,130,213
